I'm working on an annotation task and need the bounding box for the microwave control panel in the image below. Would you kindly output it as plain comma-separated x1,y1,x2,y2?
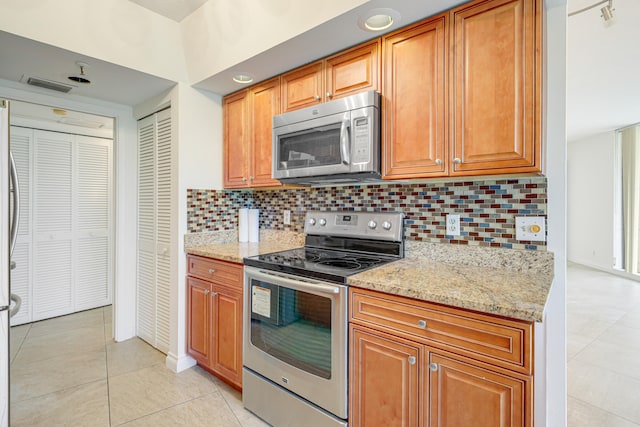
352,116,370,164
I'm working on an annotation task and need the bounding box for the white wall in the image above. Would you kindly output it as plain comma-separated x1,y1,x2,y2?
180,0,368,84
567,132,616,269
541,1,567,425
0,0,186,82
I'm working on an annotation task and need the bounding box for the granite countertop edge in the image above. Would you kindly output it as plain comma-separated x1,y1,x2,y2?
184,231,554,323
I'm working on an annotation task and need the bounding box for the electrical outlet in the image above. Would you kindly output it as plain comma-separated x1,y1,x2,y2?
283,210,291,225
446,214,461,236
515,216,546,241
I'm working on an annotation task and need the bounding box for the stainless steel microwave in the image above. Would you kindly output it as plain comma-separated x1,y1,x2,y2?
272,90,381,185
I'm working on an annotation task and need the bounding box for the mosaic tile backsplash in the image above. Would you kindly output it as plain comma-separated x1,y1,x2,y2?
187,177,547,251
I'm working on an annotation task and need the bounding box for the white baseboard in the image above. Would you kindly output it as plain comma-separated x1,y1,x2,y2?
568,260,640,283
165,352,197,373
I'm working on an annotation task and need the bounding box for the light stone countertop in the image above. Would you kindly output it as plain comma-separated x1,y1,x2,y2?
185,231,554,322
348,241,554,322
185,230,305,264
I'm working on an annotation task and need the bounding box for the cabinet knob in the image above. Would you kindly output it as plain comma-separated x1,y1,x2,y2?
250,176,254,181
408,356,416,365
429,363,439,372
453,158,462,165
417,319,427,329
211,291,218,297
314,95,321,101
208,268,215,274
242,177,247,182
435,158,442,165
326,92,332,98
204,289,210,295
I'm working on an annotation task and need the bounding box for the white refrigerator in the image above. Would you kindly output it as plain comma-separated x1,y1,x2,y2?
1,98,22,427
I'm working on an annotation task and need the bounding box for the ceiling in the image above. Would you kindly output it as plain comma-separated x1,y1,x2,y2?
10,100,113,131
0,0,637,143
129,0,208,22
0,30,176,107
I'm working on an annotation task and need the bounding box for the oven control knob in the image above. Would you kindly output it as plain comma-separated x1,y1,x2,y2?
319,218,327,226
382,221,392,230
309,218,316,226
368,220,377,229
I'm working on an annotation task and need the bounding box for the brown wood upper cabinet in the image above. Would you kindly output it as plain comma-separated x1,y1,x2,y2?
382,14,448,179
382,0,541,179
450,0,541,175
281,40,380,113
223,77,282,188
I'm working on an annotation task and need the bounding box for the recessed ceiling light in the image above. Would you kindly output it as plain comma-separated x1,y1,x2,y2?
358,8,401,32
232,73,254,84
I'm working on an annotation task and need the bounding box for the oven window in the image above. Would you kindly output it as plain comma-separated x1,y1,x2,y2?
249,278,332,379
277,123,342,171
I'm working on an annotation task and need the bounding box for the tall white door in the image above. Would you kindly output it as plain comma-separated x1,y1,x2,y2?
9,127,113,325
137,108,173,354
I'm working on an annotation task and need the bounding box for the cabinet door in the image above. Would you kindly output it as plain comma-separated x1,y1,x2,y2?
187,277,211,365
450,0,540,175
211,286,243,389
350,326,421,427
325,40,379,101
428,352,528,427
249,77,282,187
382,15,448,179
281,61,323,112
223,90,249,188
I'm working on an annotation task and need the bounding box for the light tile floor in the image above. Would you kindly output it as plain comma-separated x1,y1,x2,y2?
10,264,640,426
9,306,268,427
567,263,640,427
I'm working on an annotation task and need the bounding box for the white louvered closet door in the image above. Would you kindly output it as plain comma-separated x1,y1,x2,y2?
9,127,32,326
75,136,112,311
137,108,173,354
33,130,74,320
155,110,172,352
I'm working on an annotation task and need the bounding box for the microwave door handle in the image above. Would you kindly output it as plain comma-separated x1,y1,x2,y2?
340,119,350,165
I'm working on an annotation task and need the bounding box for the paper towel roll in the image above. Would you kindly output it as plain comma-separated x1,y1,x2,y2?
249,209,260,242
238,208,249,242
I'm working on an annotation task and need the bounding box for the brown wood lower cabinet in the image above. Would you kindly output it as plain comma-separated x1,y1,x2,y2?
349,288,533,427
187,255,243,390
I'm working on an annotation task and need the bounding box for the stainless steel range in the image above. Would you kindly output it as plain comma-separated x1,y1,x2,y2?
242,210,404,427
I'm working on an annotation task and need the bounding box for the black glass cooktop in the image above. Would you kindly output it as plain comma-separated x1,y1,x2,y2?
243,246,398,284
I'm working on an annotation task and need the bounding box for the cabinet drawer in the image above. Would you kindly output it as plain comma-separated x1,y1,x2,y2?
187,255,243,288
350,288,532,373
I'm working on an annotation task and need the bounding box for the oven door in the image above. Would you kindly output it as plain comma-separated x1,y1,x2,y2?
243,266,347,419
272,111,351,180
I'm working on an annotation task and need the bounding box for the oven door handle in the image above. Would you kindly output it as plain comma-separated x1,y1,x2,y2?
249,269,341,295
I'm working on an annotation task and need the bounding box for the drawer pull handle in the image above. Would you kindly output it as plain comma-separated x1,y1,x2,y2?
429,363,438,372
208,268,215,274
408,356,416,365
417,319,427,329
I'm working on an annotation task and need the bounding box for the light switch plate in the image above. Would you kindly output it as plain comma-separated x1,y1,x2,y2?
283,210,291,225
515,216,546,242
446,214,461,236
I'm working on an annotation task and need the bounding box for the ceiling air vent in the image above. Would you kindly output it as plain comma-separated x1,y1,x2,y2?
25,76,74,93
